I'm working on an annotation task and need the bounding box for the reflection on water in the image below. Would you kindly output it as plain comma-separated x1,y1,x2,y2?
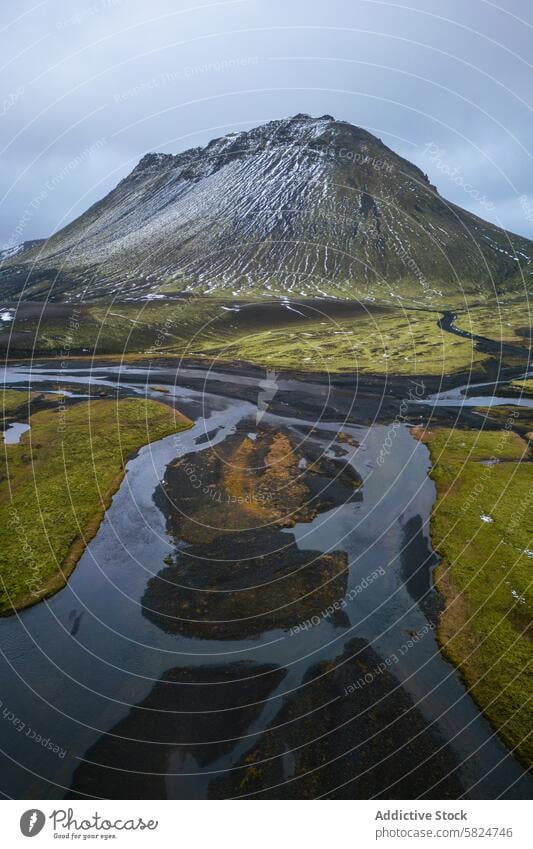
0,365,531,799
421,369,533,409
2,421,30,444
69,662,287,800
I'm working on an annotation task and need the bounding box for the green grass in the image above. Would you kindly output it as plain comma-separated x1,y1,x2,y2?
4,293,531,377
419,424,533,766
0,389,33,417
0,392,191,614
509,377,533,394
473,405,533,443
197,308,488,375
3,297,237,360
455,299,532,348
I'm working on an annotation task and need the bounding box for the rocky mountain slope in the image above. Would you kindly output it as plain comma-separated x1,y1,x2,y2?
1,114,532,303
0,239,44,265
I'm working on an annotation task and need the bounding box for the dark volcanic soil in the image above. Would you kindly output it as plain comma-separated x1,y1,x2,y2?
143,425,360,640
209,638,463,800
68,663,286,800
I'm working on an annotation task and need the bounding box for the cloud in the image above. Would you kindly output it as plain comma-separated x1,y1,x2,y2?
1,0,532,246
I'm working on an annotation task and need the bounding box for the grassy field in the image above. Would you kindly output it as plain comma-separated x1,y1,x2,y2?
1,389,33,417
4,291,533,377
454,299,532,348
474,405,533,443
0,297,493,376
418,423,533,766
1,298,224,357
0,390,191,614
198,307,489,375
507,377,533,395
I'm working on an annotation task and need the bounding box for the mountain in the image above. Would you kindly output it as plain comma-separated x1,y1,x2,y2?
0,239,44,264
1,114,532,303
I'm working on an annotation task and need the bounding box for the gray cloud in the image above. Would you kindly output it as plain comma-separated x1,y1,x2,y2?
1,0,532,247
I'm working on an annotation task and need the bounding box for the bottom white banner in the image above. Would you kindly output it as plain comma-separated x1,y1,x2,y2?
2,799,531,848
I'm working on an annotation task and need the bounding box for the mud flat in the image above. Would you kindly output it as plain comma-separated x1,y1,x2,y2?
144,425,360,640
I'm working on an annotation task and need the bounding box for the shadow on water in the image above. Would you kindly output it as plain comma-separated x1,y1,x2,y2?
68,663,286,800
400,514,442,624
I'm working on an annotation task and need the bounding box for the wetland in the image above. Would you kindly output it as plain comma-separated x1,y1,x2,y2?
0,343,531,799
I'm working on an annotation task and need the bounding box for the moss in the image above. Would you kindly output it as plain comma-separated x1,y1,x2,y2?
4,290,532,379
508,378,533,395
0,393,191,614
198,307,488,375
1,388,33,418
418,424,533,766
455,299,532,348
474,406,533,442
1,297,493,376
143,427,359,640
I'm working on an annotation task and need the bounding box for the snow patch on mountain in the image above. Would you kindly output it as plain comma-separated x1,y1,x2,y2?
1,115,531,303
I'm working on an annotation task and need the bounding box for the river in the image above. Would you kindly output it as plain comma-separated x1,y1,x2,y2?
0,362,531,799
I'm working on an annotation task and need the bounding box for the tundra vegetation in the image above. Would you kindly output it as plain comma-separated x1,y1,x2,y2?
3,297,522,376
0,390,191,613
419,423,533,766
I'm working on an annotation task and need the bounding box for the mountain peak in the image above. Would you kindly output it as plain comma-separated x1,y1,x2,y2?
132,114,378,176
286,112,334,123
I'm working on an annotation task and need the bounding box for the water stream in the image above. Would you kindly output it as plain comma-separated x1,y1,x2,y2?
0,364,530,799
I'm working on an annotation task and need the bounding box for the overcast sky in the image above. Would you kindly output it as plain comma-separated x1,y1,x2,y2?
1,0,532,247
